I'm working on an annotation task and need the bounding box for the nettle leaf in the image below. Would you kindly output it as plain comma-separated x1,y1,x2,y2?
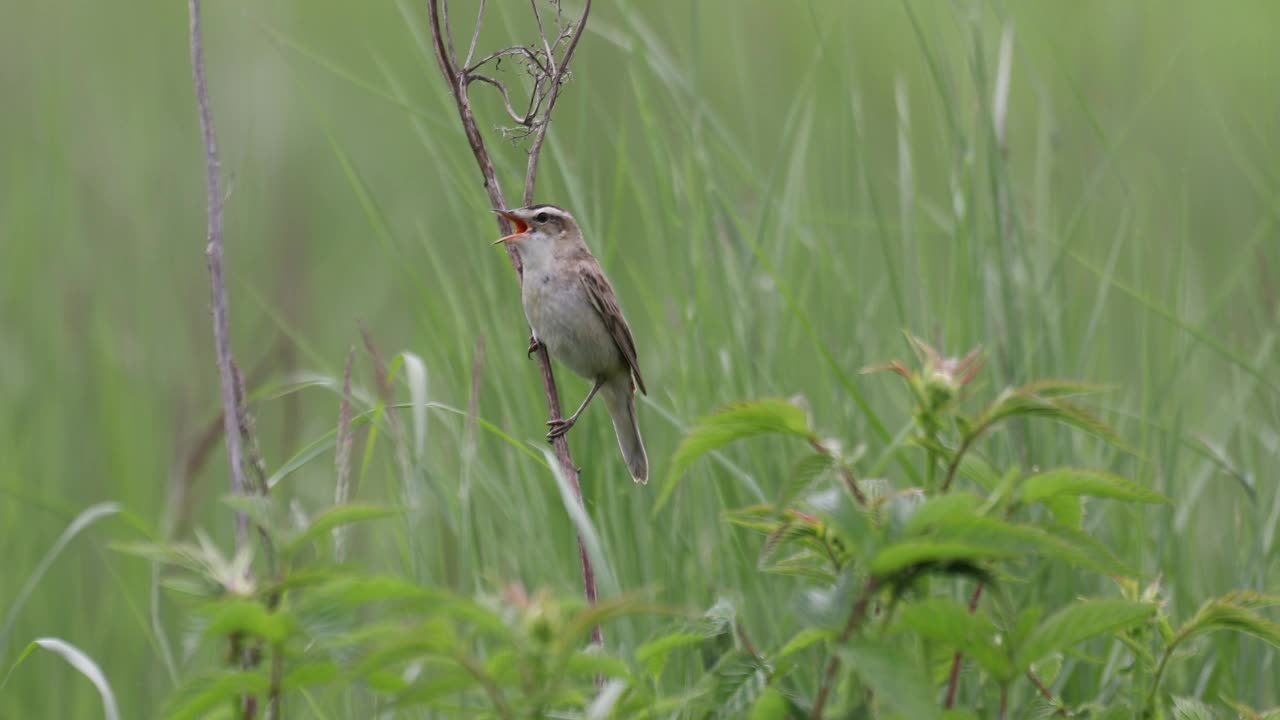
1171,593,1280,651
282,504,404,558
1015,598,1156,669
978,387,1125,448
1040,495,1083,528
900,493,982,536
895,598,1012,680
636,598,735,677
870,539,1018,577
748,687,791,720
1021,468,1168,505
111,541,214,577
1223,696,1280,720
776,452,835,514
775,627,832,660
656,399,814,512
1038,522,1132,576
700,650,773,720
162,670,270,720
200,598,295,644
838,637,942,720
565,650,631,680
636,631,705,677
1171,696,1220,720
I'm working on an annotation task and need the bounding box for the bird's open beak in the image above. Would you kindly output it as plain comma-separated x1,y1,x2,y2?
492,210,529,244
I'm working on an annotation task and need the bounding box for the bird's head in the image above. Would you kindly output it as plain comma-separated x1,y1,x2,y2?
492,205,581,250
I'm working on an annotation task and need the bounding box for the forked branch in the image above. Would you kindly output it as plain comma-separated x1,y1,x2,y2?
424,0,599,646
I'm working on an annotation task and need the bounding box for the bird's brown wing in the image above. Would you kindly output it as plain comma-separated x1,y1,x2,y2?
579,265,647,395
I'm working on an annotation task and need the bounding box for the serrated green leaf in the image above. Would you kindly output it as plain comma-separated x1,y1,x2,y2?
1172,595,1280,650
162,670,270,720
1022,469,1168,504
1041,495,1083,528
978,389,1125,449
776,626,831,659
1171,696,1220,720
565,650,631,680
703,650,772,720
776,453,835,514
895,598,1012,680
749,687,790,720
1223,696,1280,720
839,637,942,720
200,599,295,644
111,541,211,576
656,399,814,513
283,504,405,558
870,539,1020,576
637,631,704,677
900,493,982,536
1016,599,1156,669
962,450,1008,489
1038,522,1133,576
282,661,339,689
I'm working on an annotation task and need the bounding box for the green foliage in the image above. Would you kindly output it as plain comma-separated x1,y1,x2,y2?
838,638,943,720
657,398,815,512
4,1,1278,716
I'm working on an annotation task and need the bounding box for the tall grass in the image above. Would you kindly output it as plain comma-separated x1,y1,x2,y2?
0,0,1277,715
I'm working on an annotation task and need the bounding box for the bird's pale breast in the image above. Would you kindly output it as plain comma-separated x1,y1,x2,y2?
523,272,623,381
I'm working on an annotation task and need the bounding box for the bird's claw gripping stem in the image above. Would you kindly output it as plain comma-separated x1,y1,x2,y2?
546,416,577,441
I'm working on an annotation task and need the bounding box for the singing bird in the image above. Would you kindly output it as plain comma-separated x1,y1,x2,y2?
493,204,648,483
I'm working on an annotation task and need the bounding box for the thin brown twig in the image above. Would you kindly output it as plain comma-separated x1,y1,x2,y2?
1027,669,1070,716
521,0,591,202
187,0,248,552
465,45,549,77
467,73,532,125
462,0,486,68
333,346,356,562
424,0,601,649
811,577,880,719
529,0,556,78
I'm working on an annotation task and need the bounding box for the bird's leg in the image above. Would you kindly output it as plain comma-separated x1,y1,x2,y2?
547,378,604,441
527,334,543,358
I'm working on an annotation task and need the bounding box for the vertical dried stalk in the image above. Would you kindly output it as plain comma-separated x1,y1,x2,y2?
187,0,248,554
424,0,601,646
333,346,356,562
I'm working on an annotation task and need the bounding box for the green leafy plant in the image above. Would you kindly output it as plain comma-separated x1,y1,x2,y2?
657,335,1280,718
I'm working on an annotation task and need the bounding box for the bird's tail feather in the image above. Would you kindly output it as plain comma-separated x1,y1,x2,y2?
602,378,647,484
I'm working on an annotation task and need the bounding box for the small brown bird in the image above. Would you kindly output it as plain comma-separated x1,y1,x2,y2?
493,204,648,483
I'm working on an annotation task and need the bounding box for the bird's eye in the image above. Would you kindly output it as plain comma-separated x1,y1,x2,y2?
535,212,549,223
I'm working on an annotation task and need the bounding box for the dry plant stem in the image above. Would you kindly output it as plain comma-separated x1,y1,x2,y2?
811,577,880,720
188,0,248,552
424,0,602,647
1027,670,1069,716
944,582,985,707
520,1,590,202
333,347,356,562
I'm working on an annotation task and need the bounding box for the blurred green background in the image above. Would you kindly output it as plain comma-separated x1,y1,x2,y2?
2,0,1278,715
